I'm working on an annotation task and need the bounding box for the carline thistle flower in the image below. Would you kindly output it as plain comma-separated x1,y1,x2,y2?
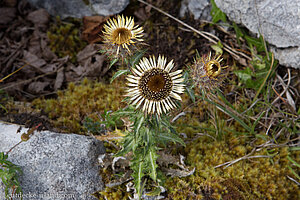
126,55,185,115
102,15,144,58
191,52,228,92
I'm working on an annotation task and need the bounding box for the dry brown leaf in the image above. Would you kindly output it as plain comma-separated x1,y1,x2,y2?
157,151,179,167
40,63,57,74
54,67,64,90
28,30,44,57
77,44,101,62
82,54,105,77
82,16,109,44
23,50,47,69
70,64,85,76
0,7,16,25
75,44,105,78
27,81,49,94
26,9,50,28
164,167,195,178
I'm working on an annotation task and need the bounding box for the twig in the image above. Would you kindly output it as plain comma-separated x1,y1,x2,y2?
271,68,291,105
0,63,29,83
241,98,260,114
286,175,300,186
272,85,287,104
5,141,22,155
172,111,186,123
196,133,217,141
137,0,252,63
214,154,271,169
215,152,271,169
0,71,55,90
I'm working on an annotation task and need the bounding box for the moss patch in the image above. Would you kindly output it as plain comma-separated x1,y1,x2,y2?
32,78,125,134
164,118,300,200
47,16,87,63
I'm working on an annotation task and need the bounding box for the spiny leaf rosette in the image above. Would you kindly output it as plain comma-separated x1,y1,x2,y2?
190,52,228,92
102,15,144,59
126,55,185,115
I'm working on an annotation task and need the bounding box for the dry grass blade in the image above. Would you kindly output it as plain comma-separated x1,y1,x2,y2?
272,68,291,105
214,154,271,169
137,0,251,66
253,53,275,102
0,72,55,90
0,63,28,83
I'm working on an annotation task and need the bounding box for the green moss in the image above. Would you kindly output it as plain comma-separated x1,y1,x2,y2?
47,16,87,63
97,185,130,200
32,78,125,134
165,115,299,200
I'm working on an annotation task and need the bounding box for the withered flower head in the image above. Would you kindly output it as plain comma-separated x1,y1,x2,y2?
126,55,185,115
191,52,228,92
102,15,144,59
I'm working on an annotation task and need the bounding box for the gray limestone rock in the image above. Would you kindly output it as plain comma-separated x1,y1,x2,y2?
180,0,212,21
27,0,130,18
214,0,300,69
0,123,105,200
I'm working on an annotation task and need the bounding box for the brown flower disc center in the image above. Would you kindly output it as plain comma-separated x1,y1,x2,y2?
147,74,166,92
139,68,172,101
112,28,132,45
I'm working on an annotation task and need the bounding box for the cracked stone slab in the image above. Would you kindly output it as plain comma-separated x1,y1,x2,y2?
180,0,212,21
214,0,300,69
0,122,105,200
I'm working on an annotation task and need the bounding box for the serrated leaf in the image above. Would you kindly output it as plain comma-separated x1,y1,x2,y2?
134,114,145,142
109,58,119,69
130,49,147,67
110,69,129,83
183,71,189,82
117,135,135,156
148,148,158,182
158,132,185,146
132,159,144,199
185,86,195,103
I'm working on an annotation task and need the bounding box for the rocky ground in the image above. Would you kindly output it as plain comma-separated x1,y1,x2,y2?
0,0,299,200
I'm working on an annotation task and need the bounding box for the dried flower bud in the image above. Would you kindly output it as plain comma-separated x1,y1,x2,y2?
190,52,228,92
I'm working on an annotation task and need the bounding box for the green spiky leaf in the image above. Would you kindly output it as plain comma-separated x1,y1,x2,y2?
110,69,129,83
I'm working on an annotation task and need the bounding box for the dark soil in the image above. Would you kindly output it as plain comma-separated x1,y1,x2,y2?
0,0,218,129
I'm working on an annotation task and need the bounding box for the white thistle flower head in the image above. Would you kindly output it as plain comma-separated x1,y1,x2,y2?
126,55,185,116
102,15,144,56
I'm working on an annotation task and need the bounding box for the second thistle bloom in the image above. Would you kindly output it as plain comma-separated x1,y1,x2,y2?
102,15,144,58
126,56,185,115
190,52,227,92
